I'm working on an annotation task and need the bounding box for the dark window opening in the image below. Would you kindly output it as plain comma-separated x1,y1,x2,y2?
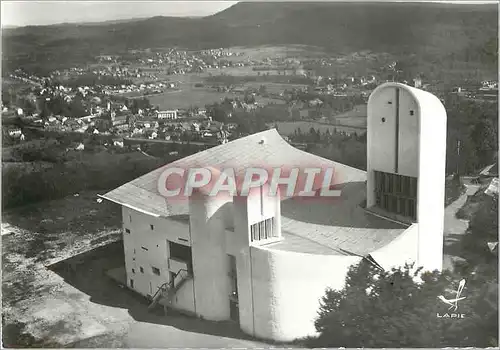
152,267,160,275
381,117,386,123
130,279,134,288
125,228,130,234
228,254,238,300
409,110,414,116
169,241,193,274
132,268,135,274
250,217,276,242
140,267,144,273
129,215,132,223
150,224,154,230
373,171,417,221
230,300,239,323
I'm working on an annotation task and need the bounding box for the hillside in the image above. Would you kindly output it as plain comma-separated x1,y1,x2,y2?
2,2,498,76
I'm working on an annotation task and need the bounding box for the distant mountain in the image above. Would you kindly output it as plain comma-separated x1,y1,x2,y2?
2,2,497,76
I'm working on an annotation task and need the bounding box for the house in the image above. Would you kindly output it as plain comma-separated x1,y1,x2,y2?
113,138,124,148
479,162,498,180
108,109,130,127
6,128,22,138
299,109,309,119
100,83,447,342
484,178,498,197
413,76,423,88
157,110,178,120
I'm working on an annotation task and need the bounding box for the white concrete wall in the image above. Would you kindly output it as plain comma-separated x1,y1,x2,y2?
366,86,397,207
370,223,419,270
233,189,283,336
247,246,361,342
367,87,398,171
397,88,419,177
121,206,195,313
231,197,254,336
367,83,447,273
416,89,447,272
189,194,231,321
247,184,280,227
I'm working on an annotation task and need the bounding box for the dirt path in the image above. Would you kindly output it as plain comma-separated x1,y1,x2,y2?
443,183,480,271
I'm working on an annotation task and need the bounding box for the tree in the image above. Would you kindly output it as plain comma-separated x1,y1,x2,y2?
259,85,267,95
471,118,498,168
244,93,256,104
68,96,87,118
324,128,331,143
18,97,37,116
308,261,497,348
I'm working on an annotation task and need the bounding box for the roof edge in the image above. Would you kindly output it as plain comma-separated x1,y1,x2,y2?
98,194,161,217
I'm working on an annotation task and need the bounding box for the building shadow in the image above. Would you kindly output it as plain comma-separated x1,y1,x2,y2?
47,241,258,343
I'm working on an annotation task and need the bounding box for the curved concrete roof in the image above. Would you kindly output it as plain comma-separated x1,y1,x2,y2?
102,129,366,217
102,128,407,257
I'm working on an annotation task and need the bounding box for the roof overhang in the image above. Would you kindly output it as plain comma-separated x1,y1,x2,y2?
97,194,161,218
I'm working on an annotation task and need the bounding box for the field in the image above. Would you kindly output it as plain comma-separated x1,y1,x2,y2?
145,85,283,109
274,121,366,136
333,104,367,128
224,45,329,61
242,81,308,93
146,88,226,109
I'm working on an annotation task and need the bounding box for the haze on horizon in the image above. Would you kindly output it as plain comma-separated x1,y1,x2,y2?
2,0,497,28
1,1,238,28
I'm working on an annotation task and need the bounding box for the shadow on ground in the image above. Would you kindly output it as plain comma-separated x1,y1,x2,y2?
47,241,257,344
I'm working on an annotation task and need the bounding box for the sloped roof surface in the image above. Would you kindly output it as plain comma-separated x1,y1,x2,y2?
268,181,406,256
102,129,365,216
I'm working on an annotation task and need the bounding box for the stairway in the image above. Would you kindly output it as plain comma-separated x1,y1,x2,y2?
148,269,191,311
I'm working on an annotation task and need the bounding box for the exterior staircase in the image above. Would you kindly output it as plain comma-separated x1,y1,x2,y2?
148,269,191,311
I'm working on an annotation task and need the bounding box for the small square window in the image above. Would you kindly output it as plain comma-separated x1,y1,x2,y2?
152,267,160,275
125,228,130,234
140,267,144,273
150,224,154,230
409,110,414,116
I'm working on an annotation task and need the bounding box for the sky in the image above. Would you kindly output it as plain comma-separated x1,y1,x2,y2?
1,0,497,28
1,1,238,27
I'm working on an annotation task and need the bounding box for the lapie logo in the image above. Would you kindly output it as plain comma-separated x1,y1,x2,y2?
436,279,467,319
